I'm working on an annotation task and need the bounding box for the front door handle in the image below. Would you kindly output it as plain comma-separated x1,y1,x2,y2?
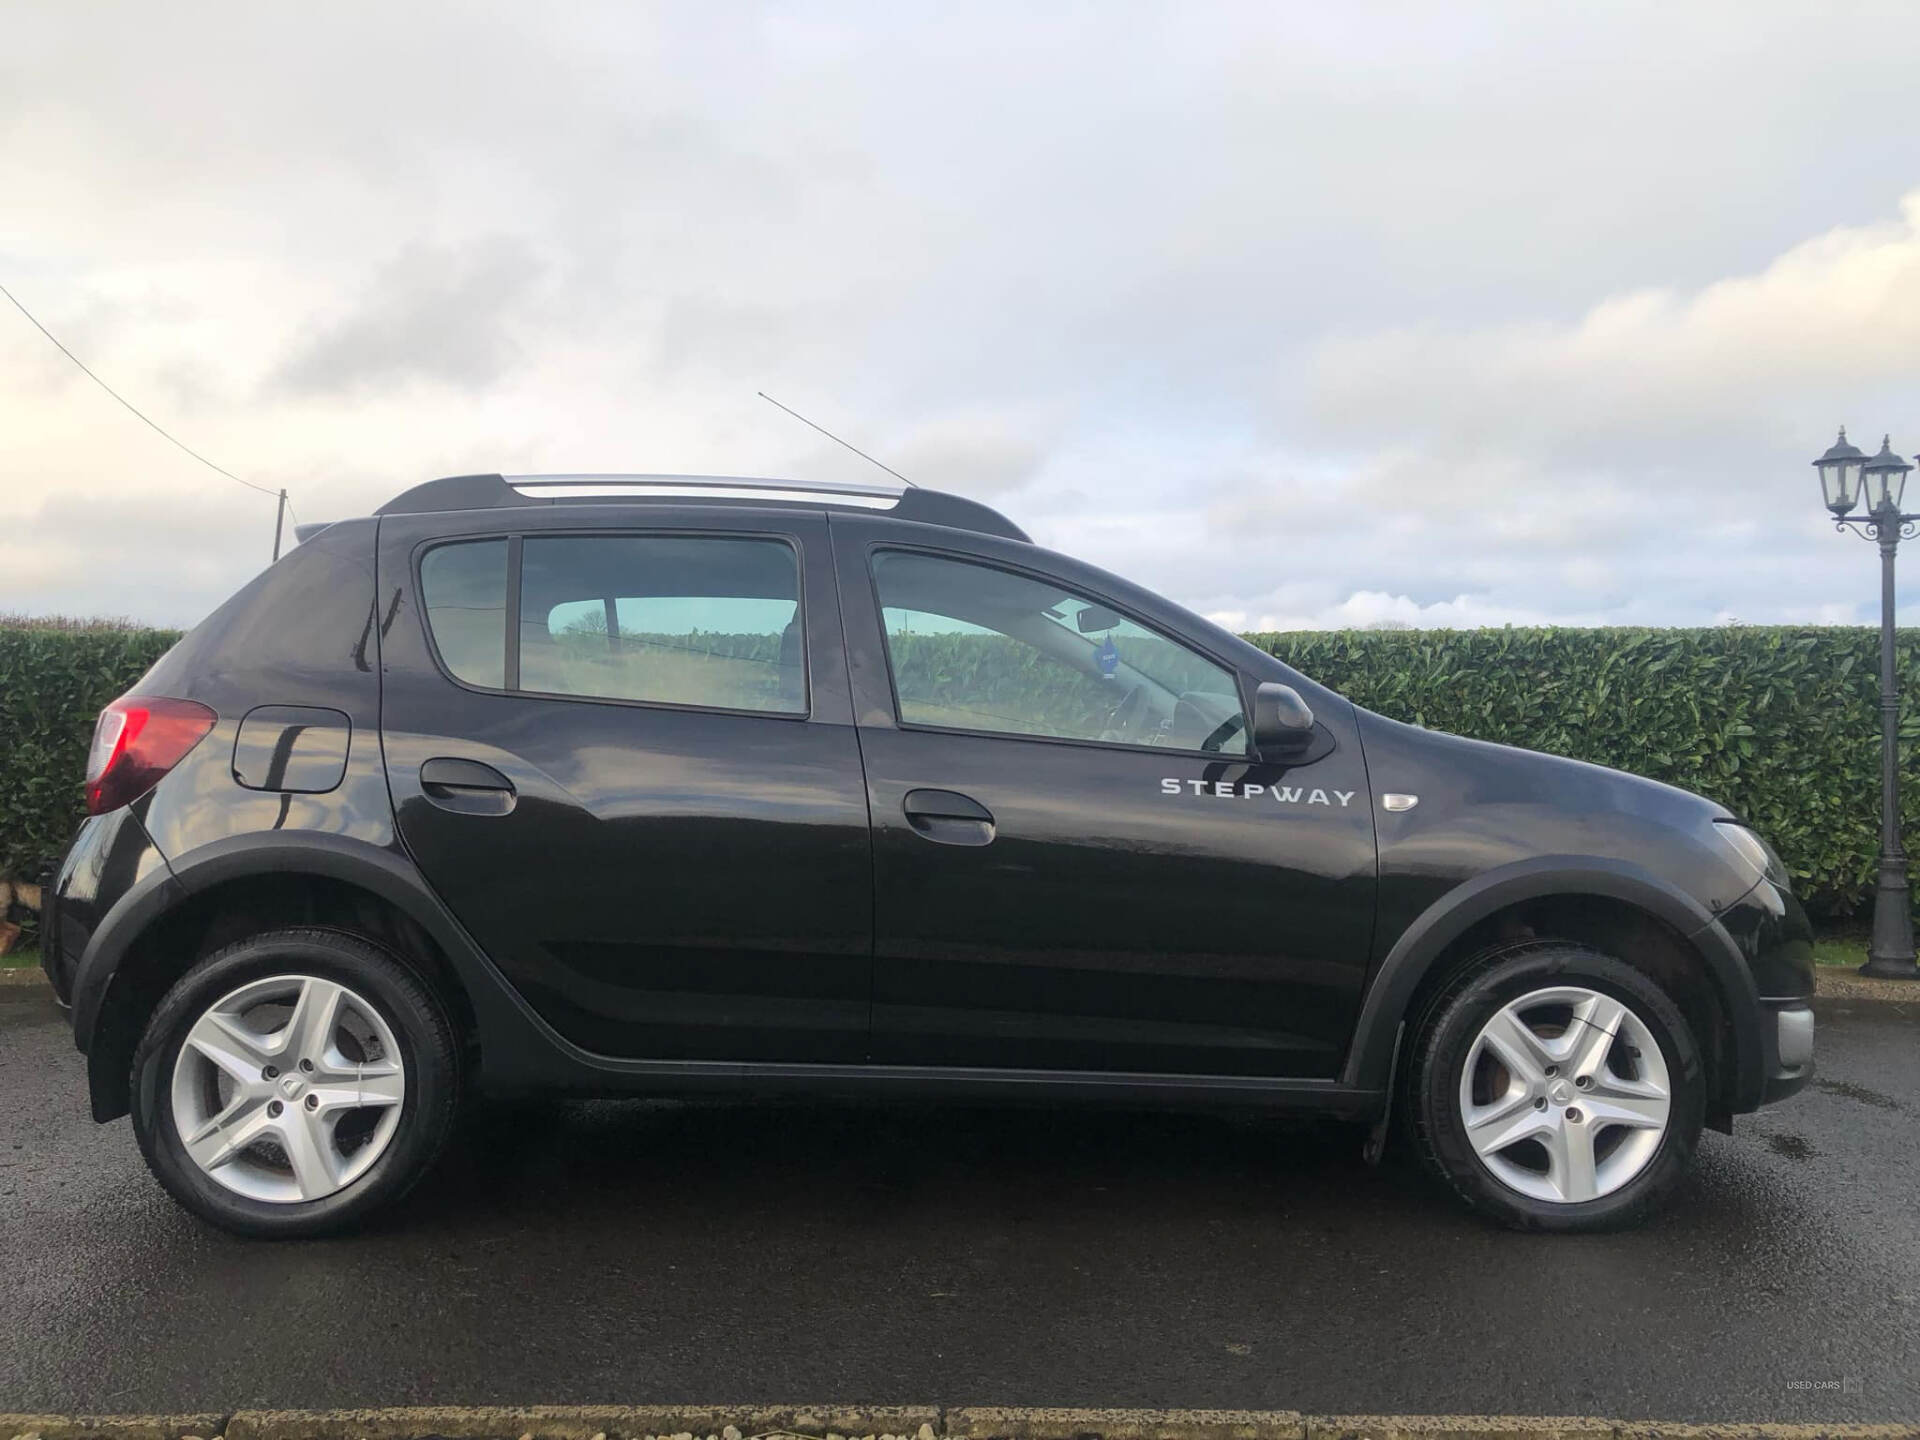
419,757,517,815
902,788,996,846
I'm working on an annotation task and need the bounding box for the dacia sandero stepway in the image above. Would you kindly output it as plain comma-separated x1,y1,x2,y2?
45,473,1815,1236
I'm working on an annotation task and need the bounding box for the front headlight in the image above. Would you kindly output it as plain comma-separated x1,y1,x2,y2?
1714,820,1789,890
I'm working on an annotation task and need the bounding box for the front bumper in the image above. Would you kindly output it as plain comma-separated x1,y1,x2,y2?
1758,997,1815,1104
1709,876,1815,1112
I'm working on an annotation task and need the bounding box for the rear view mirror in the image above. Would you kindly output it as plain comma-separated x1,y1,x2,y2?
1252,681,1315,753
1075,604,1123,634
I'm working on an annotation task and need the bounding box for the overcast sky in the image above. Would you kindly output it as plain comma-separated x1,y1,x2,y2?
7,2,1920,631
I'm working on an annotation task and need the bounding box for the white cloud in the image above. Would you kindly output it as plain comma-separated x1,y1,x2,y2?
1307,193,1920,467
1211,589,1604,635
275,240,547,396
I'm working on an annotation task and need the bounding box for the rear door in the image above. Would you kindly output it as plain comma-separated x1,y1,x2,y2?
377,503,873,1063
832,516,1377,1078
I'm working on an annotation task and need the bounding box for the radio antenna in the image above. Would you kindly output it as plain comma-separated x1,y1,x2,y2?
757,391,915,487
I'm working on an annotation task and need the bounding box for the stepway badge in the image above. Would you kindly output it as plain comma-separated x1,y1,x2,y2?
1160,777,1356,807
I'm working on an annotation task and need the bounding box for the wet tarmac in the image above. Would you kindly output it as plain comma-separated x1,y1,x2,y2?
3,986,1917,1421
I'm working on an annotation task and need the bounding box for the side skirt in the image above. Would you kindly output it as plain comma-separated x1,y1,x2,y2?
479,1053,1387,1116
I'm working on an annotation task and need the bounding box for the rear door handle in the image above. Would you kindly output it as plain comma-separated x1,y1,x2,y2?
902,788,996,846
419,757,517,815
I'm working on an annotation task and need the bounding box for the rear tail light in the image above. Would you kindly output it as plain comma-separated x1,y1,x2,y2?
85,697,216,815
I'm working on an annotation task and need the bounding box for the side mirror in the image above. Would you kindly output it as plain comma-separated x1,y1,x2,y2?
1252,681,1315,754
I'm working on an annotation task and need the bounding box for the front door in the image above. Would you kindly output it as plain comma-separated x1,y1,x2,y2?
378,506,873,1063
832,520,1376,1077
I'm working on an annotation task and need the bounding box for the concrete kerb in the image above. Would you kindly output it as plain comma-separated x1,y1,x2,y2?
222,1410,942,1440
0,1419,229,1440
5,1410,1919,1440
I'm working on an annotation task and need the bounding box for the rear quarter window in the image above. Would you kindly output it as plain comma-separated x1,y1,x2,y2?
419,539,508,688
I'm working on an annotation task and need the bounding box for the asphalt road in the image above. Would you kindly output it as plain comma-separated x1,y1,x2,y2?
5,984,1920,1423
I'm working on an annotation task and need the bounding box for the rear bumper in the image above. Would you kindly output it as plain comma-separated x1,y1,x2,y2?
43,821,98,1007
37,859,65,1003
48,806,173,1036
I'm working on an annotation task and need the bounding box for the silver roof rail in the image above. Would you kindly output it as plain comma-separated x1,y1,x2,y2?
502,473,902,507
373,472,1030,543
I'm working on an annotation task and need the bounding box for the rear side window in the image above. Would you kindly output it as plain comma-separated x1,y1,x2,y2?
419,534,806,713
519,535,805,714
419,540,508,688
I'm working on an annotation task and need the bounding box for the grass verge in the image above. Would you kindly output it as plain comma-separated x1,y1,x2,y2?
1814,935,1870,967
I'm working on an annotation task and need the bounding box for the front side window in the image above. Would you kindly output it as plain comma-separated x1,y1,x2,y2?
870,550,1247,755
519,535,805,713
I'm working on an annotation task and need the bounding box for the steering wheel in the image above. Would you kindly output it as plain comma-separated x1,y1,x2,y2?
1099,681,1149,742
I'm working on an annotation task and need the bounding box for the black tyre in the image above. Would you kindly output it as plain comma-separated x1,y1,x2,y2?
1407,941,1705,1232
130,927,460,1238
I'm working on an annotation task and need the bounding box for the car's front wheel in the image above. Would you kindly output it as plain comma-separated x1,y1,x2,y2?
1408,941,1705,1232
130,928,460,1237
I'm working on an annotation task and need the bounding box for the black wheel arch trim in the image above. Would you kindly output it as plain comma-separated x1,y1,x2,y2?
74,834,430,1048
68,852,186,1058
71,831,545,1121
1341,854,1765,1110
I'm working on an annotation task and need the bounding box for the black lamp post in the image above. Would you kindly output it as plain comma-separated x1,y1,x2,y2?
1817,429,1919,979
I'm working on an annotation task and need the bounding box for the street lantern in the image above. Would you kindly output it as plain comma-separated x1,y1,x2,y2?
1863,434,1913,515
1817,428,1920,979
1816,428,1868,516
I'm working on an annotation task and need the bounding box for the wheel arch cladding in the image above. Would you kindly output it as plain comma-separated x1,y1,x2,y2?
1344,856,1763,1119
79,836,481,1122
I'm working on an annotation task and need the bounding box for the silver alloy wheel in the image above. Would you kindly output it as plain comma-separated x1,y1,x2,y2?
1458,984,1672,1205
169,974,406,1204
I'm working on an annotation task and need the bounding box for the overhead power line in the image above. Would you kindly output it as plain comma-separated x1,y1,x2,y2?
0,279,279,499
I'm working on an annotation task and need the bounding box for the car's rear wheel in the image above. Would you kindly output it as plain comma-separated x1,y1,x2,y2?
1407,941,1705,1232
131,928,459,1237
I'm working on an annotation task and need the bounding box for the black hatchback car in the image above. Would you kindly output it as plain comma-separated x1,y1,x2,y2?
46,472,1815,1236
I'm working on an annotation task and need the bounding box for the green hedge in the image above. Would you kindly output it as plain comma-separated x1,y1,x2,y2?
1,622,1914,923
0,625,181,885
